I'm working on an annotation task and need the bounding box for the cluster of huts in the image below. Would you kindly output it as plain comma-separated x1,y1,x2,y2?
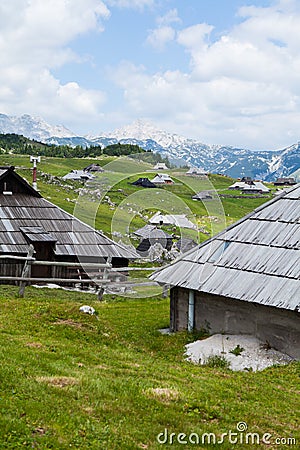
131,173,174,187
133,164,208,188
1,164,299,359
63,163,104,181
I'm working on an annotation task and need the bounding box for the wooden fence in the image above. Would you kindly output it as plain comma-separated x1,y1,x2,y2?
0,252,165,299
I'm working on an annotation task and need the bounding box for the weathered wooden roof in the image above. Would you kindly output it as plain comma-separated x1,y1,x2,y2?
133,224,157,238
131,178,156,188
0,168,137,260
151,184,300,311
62,170,95,181
20,226,57,243
135,226,172,240
151,173,174,183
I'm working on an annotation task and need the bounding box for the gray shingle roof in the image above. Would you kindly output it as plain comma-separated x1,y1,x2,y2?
0,168,137,260
151,184,300,311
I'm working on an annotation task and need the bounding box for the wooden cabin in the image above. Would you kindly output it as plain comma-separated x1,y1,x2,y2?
62,169,95,181
192,191,214,201
0,166,136,282
151,174,174,184
131,177,156,188
153,163,169,170
229,180,270,193
274,177,296,186
134,227,173,254
151,184,300,359
186,167,207,177
83,163,104,173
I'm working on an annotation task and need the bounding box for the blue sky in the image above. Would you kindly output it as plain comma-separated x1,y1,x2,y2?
1,0,300,149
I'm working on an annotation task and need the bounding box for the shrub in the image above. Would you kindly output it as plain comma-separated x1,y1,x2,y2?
229,344,245,356
205,355,230,369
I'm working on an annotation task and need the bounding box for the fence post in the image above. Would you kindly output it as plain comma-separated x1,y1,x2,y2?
97,256,112,301
97,287,105,301
19,245,35,297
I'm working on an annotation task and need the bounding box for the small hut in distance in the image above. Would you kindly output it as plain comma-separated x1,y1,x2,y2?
229,178,270,194
63,163,104,181
192,191,214,201
274,177,296,186
83,163,104,173
149,211,196,229
186,167,207,177
131,177,156,188
62,170,95,181
153,162,169,170
133,225,173,254
151,173,174,184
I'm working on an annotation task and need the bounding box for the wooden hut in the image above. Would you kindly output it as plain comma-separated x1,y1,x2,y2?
62,169,95,181
83,163,104,173
186,167,207,177
134,227,173,254
274,177,296,186
131,177,156,188
151,174,174,184
151,184,300,358
229,180,270,193
192,191,214,201
0,166,136,282
176,238,197,254
153,163,169,170
149,212,196,229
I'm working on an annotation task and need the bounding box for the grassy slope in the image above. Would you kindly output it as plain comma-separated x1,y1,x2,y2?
0,286,299,449
0,154,296,448
0,154,275,237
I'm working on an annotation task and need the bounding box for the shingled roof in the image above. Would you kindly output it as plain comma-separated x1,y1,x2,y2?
0,167,136,260
151,184,300,311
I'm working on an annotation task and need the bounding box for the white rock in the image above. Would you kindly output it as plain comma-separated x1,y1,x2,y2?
79,305,95,315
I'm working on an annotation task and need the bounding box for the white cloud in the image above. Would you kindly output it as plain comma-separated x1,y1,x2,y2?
2,0,300,149
0,0,109,130
147,26,175,51
146,9,181,51
177,23,214,50
113,1,300,149
156,8,181,26
106,0,155,9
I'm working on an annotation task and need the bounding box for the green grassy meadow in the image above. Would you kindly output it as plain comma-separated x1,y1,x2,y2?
0,154,276,238
0,286,299,449
0,154,297,449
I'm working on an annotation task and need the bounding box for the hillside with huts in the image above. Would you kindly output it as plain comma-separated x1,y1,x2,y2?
0,146,299,449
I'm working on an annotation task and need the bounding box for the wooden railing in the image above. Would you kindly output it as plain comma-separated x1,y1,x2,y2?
0,252,164,299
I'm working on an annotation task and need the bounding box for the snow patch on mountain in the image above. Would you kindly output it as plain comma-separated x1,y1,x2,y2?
0,114,299,181
0,113,75,141
103,120,299,181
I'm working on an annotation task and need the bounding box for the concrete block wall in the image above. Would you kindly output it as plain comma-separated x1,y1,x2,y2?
170,287,300,359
